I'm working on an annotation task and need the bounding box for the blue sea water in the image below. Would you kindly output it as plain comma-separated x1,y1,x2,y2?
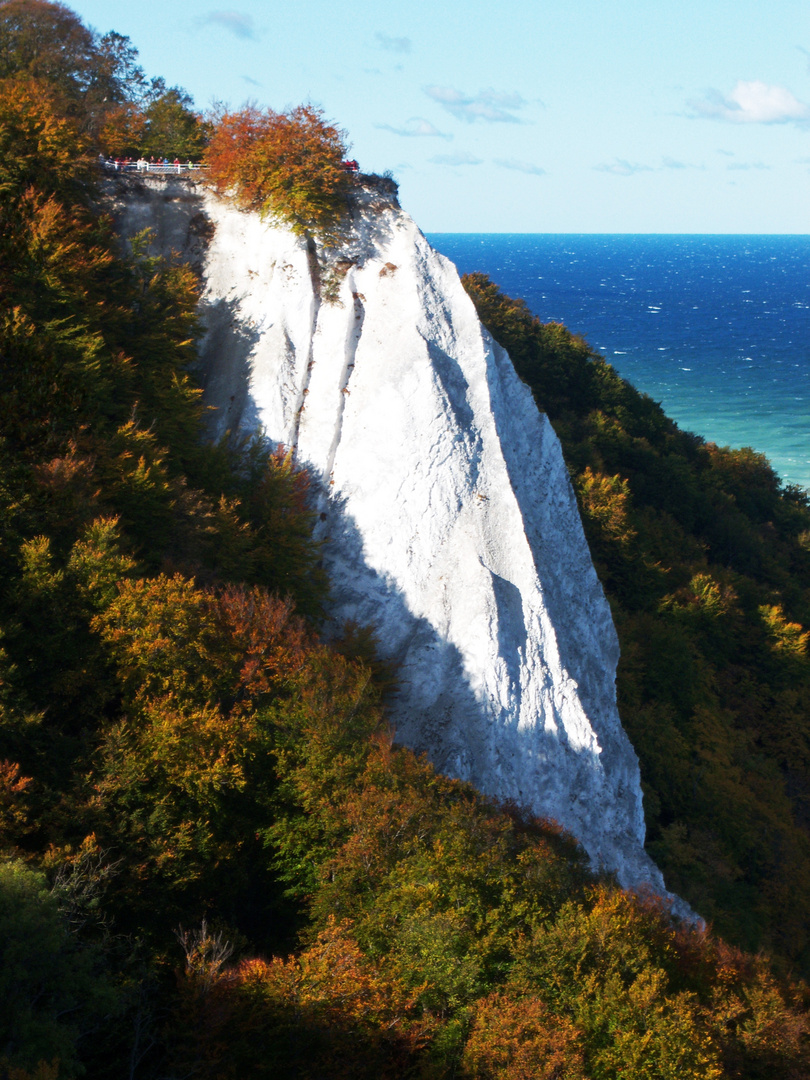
426,234,810,493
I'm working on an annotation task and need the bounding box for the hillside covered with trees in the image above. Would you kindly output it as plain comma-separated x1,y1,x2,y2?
0,2,809,1077
463,275,810,972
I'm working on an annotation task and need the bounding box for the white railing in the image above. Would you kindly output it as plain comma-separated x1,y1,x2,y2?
101,159,208,175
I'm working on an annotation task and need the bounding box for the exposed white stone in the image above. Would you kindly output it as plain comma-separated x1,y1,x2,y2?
109,175,677,902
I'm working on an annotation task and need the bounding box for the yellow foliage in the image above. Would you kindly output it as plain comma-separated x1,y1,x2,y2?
461,990,586,1079
576,466,637,547
759,603,809,658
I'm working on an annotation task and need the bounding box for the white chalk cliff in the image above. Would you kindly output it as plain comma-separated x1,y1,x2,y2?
110,175,672,898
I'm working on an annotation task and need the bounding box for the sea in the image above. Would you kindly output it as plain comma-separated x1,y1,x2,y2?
426,234,810,494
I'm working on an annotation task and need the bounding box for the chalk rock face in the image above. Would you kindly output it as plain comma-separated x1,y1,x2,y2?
110,176,668,895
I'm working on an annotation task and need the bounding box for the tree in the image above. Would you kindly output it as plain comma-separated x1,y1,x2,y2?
463,271,810,976
141,84,210,160
461,991,586,1080
167,918,431,1079
0,1,144,136
206,104,351,240
0,859,115,1077
99,82,212,160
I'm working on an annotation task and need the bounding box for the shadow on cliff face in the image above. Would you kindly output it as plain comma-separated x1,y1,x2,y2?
187,267,655,892
484,339,625,750
188,246,484,778
314,486,498,795
316,490,637,888
324,194,398,271
196,296,264,442
490,570,528,712
103,176,213,273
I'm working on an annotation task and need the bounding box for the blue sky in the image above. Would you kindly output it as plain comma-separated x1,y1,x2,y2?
70,0,810,232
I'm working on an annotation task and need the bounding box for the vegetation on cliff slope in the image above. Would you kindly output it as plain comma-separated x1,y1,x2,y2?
1,4,809,1077
464,272,810,974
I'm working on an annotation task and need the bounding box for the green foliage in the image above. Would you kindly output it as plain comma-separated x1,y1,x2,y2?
140,84,209,159
2,14,810,1076
0,1,147,139
0,858,116,1077
463,271,810,976
158,705,810,1079
0,0,208,165
99,83,210,160
0,47,328,933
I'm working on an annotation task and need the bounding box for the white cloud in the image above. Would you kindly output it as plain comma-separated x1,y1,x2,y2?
594,159,653,176
424,85,526,123
199,11,258,40
375,32,411,53
430,151,483,165
376,118,451,139
689,80,810,124
494,158,546,176
727,161,770,171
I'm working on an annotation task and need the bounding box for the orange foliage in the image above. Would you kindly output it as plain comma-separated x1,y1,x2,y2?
214,585,309,709
95,573,314,712
97,101,146,158
461,990,586,1079
0,760,34,849
0,77,91,194
168,918,433,1079
239,918,426,1030
705,940,810,1079
205,104,350,238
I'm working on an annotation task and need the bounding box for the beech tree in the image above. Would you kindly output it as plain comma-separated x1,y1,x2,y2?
0,1,144,134
100,83,210,160
206,104,351,240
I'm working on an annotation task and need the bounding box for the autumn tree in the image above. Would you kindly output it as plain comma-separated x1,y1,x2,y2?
99,83,210,160
167,918,432,1079
206,104,351,240
461,991,586,1080
141,84,209,159
0,1,145,136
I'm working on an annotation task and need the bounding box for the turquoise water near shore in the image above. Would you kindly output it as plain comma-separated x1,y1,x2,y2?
427,234,810,492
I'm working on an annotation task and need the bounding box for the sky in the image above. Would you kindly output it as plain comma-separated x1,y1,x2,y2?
68,0,810,233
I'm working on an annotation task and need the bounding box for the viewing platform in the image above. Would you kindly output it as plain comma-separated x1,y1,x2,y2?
100,158,208,177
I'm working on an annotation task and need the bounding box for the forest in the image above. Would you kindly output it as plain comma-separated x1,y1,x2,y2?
1,2,809,1077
